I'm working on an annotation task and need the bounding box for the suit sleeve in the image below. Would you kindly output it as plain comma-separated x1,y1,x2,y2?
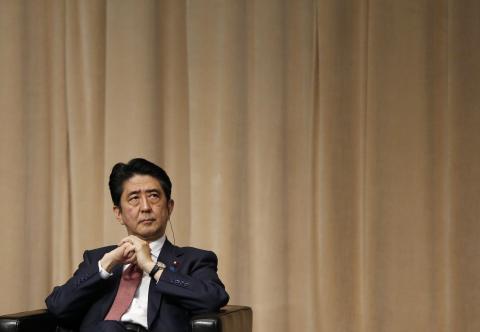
154,250,229,315
45,250,110,325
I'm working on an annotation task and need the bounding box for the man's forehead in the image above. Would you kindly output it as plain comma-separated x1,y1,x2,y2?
122,174,163,194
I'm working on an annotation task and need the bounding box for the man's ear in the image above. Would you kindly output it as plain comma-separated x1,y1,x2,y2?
113,205,124,225
168,199,175,216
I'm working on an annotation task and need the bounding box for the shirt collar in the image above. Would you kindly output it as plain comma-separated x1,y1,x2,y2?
149,234,165,260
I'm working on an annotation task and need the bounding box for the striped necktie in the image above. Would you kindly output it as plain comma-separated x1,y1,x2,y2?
104,264,143,321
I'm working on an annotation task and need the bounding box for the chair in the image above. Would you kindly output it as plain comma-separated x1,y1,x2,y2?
0,305,252,332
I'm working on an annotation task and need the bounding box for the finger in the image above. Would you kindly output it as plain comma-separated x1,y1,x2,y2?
123,246,136,257
125,235,145,246
119,238,133,246
125,254,137,265
113,245,125,254
122,241,134,249
118,245,128,256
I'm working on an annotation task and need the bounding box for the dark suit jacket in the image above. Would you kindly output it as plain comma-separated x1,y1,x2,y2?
45,239,229,332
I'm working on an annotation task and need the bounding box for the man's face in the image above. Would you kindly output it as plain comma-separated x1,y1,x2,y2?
113,174,174,242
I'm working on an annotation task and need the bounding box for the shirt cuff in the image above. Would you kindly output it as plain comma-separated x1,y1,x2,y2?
98,260,113,279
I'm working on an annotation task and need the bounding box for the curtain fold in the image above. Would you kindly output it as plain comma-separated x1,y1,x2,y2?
1,0,480,331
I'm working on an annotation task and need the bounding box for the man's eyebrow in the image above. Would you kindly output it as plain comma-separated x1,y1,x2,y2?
145,189,161,193
126,190,141,197
126,188,160,196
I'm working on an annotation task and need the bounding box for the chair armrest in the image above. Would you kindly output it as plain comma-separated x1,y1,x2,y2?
191,305,252,332
0,309,57,332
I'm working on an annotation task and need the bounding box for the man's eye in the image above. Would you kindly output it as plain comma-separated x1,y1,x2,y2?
129,196,139,203
149,193,160,200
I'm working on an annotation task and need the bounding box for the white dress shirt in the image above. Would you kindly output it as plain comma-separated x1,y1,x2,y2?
99,235,166,328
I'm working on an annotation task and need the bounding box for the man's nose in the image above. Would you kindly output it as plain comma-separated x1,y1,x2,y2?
140,195,152,211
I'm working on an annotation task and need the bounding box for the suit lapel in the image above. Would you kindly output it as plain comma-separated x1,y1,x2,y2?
100,263,123,319
147,238,184,328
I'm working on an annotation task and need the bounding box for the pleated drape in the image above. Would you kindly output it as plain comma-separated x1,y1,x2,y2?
1,1,480,331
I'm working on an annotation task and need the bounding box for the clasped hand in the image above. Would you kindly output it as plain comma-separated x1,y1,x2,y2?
100,235,155,273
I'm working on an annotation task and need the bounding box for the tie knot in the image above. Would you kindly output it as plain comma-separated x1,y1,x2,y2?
123,264,143,280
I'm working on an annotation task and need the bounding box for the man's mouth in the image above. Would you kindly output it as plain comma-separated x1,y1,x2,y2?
139,218,156,223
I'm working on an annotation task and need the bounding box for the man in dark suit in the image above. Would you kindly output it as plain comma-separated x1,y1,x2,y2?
46,158,229,332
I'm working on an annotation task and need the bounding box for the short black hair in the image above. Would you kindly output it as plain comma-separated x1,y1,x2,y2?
109,158,172,207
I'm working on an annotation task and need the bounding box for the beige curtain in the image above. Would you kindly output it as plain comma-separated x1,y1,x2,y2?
1,0,480,331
